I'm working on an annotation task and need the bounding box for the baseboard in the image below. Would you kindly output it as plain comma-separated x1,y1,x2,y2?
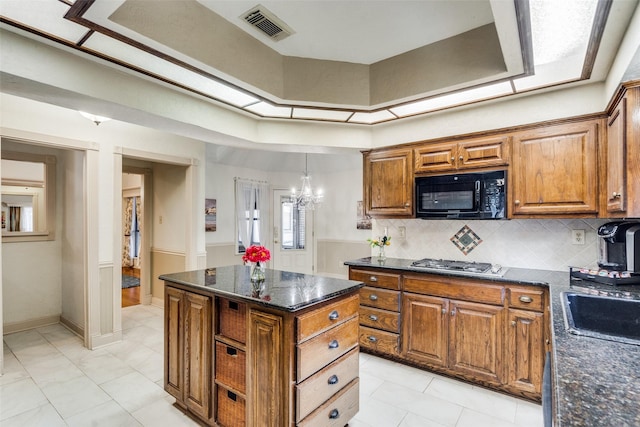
3,315,60,335
59,315,84,338
87,330,123,350
151,296,164,308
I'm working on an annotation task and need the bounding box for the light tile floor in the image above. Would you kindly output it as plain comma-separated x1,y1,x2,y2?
1,304,543,426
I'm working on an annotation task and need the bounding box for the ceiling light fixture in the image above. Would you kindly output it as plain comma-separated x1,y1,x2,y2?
79,111,112,126
291,154,323,210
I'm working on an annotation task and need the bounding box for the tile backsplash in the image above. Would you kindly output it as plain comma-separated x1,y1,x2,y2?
374,218,608,272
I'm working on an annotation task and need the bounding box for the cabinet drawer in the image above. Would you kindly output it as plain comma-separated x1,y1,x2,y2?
359,325,399,355
297,317,359,382
350,269,401,290
359,286,400,311
297,295,359,342
403,275,505,305
216,385,246,427
297,378,359,427
509,287,545,312
296,348,359,422
359,306,400,333
218,298,246,344
215,341,246,394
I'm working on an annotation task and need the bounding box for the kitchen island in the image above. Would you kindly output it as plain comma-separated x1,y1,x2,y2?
344,257,640,427
160,265,363,427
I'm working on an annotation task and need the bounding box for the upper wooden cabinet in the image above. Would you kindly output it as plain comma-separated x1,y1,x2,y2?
510,120,600,217
414,135,509,174
363,148,413,217
604,85,640,218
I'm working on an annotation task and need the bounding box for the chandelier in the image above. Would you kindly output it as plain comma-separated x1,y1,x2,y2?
291,154,323,210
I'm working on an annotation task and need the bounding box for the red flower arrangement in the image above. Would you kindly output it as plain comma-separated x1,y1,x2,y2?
242,245,271,264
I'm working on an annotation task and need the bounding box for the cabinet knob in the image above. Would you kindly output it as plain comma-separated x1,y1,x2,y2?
514,200,521,205
368,336,378,343
369,276,378,282
329,409,340,420
328,310,339,320
612,191,622,199
328,339,339,349
442,308,447,314
405,201,410,207
369,294,378,301
511,321,517,327
327,375,339,385
459,155,464,161
451,308,456,316
519,296,533,303
369,314,378,321
451,156,455,161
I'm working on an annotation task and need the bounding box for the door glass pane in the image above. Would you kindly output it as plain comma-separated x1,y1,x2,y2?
281,197,305,250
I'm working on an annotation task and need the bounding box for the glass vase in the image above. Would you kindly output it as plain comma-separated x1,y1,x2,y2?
250,262,265,283
377,245,386,260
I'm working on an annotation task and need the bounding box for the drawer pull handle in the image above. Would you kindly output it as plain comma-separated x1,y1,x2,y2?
329,409,340,419
369,294,378,301
328,310,339,320
519,296,533,303
328,339,339,349
227,390,237,401
229,301,238,310
368,336,378,343
442,308,446,314
369,276,378,282
328,375,339,385
369,314,378,321
226,347,237,356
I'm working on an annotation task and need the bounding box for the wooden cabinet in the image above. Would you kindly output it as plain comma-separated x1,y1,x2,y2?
414,135,509,173
604,85,640,217
402,282,505,385
511,120,600,217
363,147,413,217
164,286,213,420
349,268,401,356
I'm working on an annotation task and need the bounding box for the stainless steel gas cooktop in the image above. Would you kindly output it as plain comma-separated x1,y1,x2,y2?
409,258,506,277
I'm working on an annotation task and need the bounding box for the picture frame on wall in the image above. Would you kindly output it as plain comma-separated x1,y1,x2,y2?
205,198,216,232
357,201,371,230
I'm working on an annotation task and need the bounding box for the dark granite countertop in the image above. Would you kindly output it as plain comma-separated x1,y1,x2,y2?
160,265,363,312
345,257,640,426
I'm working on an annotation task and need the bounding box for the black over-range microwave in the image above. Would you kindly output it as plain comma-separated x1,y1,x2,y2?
415,170,506,219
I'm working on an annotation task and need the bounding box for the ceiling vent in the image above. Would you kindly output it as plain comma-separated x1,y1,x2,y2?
242,5,295,42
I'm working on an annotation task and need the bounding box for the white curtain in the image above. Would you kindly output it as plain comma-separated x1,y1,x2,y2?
235,178,269,252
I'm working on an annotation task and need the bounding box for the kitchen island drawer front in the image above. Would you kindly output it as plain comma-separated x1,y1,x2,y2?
508,287,545,312
297,317,359,382
215,341,246,394
359,306,400,332
296,348,359,422
350,269,401,290
403,275,505,305
218,298,247,344
359,325,399,355
297,378,359,427
297,295,359,342
359,286,401,311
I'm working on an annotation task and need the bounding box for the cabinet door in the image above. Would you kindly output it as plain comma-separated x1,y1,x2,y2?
511,121,598,216
402,293,448,367
364,148,413,217
506,309,544,396
184,292,212,419
458,136,509,170
606,98,627,213
448,300,504,384
414,142,456,173
165,286,184,400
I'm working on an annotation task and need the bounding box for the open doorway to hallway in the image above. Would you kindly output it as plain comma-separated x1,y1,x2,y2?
122,172,143,307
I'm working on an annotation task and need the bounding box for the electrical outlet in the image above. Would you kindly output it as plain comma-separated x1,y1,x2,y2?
398,226,406,239
571,229,585,245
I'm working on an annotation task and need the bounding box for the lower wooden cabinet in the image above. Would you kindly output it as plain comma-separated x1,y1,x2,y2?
350,266,550,402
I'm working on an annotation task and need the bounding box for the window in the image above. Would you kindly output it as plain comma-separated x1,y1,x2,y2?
235,178,269,253
281,197,305,250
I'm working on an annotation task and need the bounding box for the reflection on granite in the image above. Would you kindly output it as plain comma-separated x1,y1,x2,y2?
160,265,363,312
344,257,640,426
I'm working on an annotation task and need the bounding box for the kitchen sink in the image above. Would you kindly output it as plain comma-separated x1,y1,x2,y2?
561,292,640,345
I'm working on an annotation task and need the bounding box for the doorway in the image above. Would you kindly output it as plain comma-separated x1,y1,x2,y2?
272,189,314,274
122,172,143,307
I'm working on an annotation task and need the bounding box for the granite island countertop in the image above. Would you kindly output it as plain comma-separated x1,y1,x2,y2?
345,257,640,426
160,264,364,312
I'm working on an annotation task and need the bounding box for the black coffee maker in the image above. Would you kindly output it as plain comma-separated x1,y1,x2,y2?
597,221,640,272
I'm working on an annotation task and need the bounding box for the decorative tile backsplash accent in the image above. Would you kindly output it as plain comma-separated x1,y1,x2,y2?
451,225,482,255
372,218,608,272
